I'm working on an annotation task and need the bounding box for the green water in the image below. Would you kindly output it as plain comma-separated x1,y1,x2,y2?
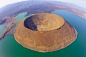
0,23,7,36
0,10,86,57
15,12,33,21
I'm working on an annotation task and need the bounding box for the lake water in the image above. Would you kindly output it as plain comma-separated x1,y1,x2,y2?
0,10,86,57
0,23,7,36
15,12,33,21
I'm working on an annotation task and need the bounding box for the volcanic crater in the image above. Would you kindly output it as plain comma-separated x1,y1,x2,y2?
14,13,78,52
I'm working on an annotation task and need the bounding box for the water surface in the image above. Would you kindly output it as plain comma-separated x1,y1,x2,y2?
15,12,33,21
0,23,7,36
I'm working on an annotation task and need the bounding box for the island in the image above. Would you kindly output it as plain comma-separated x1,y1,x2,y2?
14,13,78,52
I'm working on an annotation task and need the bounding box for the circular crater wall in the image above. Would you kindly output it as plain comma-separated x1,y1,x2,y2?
14,13,78,52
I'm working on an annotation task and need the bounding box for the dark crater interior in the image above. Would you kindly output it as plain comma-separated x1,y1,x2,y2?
24,16,38,31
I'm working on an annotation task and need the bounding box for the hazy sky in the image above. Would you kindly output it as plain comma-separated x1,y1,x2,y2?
0,0,86,9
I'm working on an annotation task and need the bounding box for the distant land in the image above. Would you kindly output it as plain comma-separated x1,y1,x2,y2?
0,1,86,25
0,1,86,40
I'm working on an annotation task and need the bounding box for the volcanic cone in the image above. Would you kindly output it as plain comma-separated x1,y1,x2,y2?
14,13,77,52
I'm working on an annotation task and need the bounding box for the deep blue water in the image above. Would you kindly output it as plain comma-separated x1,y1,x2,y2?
0,10,86,57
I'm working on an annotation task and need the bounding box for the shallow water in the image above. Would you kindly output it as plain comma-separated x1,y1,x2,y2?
0,10,86,57
15,12,33,21
0,23,7,36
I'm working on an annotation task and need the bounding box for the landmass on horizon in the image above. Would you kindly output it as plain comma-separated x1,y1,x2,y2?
0,1,84,42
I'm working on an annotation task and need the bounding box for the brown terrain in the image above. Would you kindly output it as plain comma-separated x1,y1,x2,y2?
0,1,86,25
0,17,22,40
14,13,78,52
0,1,84,40
0,16,14,25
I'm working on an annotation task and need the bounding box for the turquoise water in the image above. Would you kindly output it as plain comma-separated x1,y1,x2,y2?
15,12,33,21
51,10,86,35
0,23,7,36
0,10,86,57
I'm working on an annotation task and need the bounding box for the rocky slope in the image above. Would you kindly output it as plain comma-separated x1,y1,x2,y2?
0,18,22,40
14,13,78,52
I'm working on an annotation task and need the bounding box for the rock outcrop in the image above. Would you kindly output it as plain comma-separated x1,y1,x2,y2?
14,13,78,52
0,18,22,40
